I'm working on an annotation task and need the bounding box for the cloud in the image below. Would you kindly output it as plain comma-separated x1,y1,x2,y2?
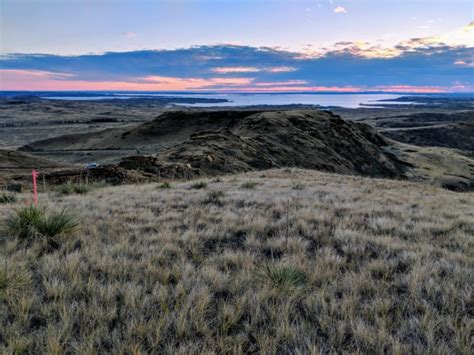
463,21,474,32
373,85,445,93
0,69,74,79
212,67,260,73
217,85,362,93
0,69,254,91
1,68,458,93
212,66,297,73
266,66,297,73
123,32,137,38
334,6,347,14
454,60,474,67
1,32,473,92
254,80,308,86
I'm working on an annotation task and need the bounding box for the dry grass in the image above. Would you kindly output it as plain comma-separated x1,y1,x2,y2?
0,193,16,204
1,169,473,354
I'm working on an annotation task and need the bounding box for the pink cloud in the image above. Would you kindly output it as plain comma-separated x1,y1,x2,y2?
0,69,253,91
454,60,474,67
212,86,362,93
123,32,137,38
0,70,462,93
334,6,347,14
254,80,308,86
374,85,446,93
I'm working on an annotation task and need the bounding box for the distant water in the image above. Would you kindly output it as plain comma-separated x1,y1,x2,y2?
41,93,410,108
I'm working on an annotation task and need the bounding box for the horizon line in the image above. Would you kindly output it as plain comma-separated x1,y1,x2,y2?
1,90,473,95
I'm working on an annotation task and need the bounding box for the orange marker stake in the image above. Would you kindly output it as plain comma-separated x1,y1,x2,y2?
32,169,39,207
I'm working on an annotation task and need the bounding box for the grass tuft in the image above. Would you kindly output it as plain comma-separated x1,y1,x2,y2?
190,181,208,189
291,182,305,190
203,190,226,206
158,182,172,189
0,193,17,204
56,182,91,195
257,264,307,293
241,181,257,189
0,267,31,299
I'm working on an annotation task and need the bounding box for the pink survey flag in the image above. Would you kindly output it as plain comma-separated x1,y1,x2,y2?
32,169,39,206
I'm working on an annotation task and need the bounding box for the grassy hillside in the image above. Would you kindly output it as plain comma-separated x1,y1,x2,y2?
0,149,66,171
1,169,473,353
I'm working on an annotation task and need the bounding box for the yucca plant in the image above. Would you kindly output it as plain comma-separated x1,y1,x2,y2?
5,205,44,240
34,209,79,239
256,264,307,293
5,205,79,247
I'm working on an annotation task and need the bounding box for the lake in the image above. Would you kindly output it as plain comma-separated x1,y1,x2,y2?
40,93,413,108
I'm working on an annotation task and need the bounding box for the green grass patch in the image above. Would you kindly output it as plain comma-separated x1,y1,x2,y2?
158,182,172,189
257,264,307,293
56,182,91,195
5,205,79,247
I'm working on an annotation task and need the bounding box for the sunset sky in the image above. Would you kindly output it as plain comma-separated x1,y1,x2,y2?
1,0,473,92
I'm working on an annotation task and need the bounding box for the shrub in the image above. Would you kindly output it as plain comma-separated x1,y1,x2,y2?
190,181,207,190
57,182,91,195
5,205,79,247
158,182,172,189
203,190,226,206
256,264,307,293
241,181,257,189
0,193,17,204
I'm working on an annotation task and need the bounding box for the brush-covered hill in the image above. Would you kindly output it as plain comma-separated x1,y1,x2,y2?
1,169,472,353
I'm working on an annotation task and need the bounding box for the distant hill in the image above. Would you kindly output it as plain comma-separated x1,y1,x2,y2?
0,149,66,171
118,110,411,179
21,110,409,177
16,109,474,191
382,122,474,156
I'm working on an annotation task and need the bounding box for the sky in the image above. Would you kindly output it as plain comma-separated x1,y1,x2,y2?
0,0,473,92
